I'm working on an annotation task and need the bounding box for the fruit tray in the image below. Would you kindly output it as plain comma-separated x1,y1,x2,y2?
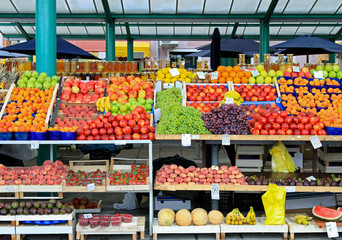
75,200,102,213
326,126,342,135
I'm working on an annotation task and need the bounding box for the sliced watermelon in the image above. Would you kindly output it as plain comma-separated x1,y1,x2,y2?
338,207,342,212
312,206,342,221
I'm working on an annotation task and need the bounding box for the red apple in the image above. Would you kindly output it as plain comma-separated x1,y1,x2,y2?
114,127,123,135
92,129,99,136
119,119,128,128
123,126,132,135
132,133,140,140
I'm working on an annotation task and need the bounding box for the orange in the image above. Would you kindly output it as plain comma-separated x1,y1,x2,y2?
218,77,226,83
233,77,241,84
217,66,225,73
233,65,241,72
237,71,244,78
225,66,233,73
221,72,229,78
244,71,251,78
230,71,237,78
226,77,233,82
241,77,248,84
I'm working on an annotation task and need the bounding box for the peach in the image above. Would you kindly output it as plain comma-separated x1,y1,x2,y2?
44,175,50,181
23,179,31,185
37,175,44,180
20,174,28,180
46,179,54,185
192,177,199,183
199,178,206,183
214,179,221,183
175,177,183,183
39,179,46,185
14,179,22,185
198,174,206,179
229,175,235,179
170,173,177,178
178,166,184,171
31,179,39,185
221,174,228,179
167,178,174,183
174,169,181,175
229,166,238,171
207,173,213,178
180,173,187,178
32,169,40,175
11,175,18,180
170,164,177,170
207,178,214,183
200,168,208,175
181,169,189,174
0,179,6,185
217,170,223,174
220,166,228,170
213,174,221,179
222,178,230,183
187,173,194,178
6,180,14,185
188,166,196,172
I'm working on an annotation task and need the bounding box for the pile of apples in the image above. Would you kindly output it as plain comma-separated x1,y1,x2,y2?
76,107,155,141
60,104,97,118
107,76,154,104
242,103,281,117
155,165,247,185
0,160,67,185
249,110,327,135
61,78,106,103
283,66,312,79
186,84,227,102
234,85,277,102
186,101,220,113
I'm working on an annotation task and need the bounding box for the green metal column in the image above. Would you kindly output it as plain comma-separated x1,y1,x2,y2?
259,19,270,63
36,0,57,165
127,38,134,61
227,58,234,67
329,53,335,63
106,21,115,61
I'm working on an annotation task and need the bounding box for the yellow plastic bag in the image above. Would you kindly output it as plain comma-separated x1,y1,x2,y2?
262,183,286,225
270,141,298,173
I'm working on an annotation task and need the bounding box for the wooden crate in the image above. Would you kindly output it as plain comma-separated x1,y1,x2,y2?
76,216,145,240
152,218,220,240
0,215,16,240
0,185,20,199
15,210,75,240
318,147,342,173
236,145,264,172
220,217,288,240
18,184,63,199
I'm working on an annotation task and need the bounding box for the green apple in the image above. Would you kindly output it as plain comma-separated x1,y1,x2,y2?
333,64,340,73
146,98,153,105
37,76,45,83
256,76,264,84
130,104,137,111
129,98,137,103
34,82,42,89
256,64,264,72
39,72,47,79
43,82,51,89
138,98,146,105
329,71,336,78
272,77,277,83
23,70,31,78
264,76,272,84
310,69,315,75
44,77,51,83
260,70,268,78
336,71,342,79
51,76,59,82
268,70,276,78
322,70,328,78
31,71,39,78
27,82,34,88
116,102,122,108
276,70,283,77
22,76,28,83
248,77,256,84
18,82,26,88
29,77,36,83
17,79,25,86
120,105,127,113
125,102,132,108
50,80,58,87
325,65,333,72
316,65,324,71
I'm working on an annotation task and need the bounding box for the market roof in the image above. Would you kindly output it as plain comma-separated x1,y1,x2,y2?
0,0,341,40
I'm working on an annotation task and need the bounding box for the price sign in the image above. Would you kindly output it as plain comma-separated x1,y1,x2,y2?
87,183,95,192
181,134,191,147
196,72,205,79
163,83,174,89
115,140,127,146
326,222,339,238
211,184,220,200
192,135,200,140
251,69,259,77
293,66,300,72
225,97,234,104
169,68,180,77
83,214,93,219
285,186,296,193
31,141,39,149
211,71,218,80
314,70,323,79
6,186,13,192
306,176,317,181
310,135,322,149
222,134,230,146
182,62,185,66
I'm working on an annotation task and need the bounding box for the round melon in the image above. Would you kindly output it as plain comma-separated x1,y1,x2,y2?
158,208,175,226
208,210,224,225
176,209,192,226
192,208,208,226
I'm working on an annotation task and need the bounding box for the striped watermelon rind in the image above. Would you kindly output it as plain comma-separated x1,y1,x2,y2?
312,206,342,221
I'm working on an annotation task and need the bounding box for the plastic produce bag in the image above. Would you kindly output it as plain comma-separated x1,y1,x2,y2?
262,183,286,225
270,141,298,173
113,193,136,210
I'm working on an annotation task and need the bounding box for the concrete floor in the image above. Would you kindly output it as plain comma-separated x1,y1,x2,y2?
15,143,339,239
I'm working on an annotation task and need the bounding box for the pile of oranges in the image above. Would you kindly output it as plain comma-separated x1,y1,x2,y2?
297,93,331,108
295,87,309,94
48,125,77,132
278,77,293,85
317,108,342,127
215,65,251,84
326,78,340,86
279,85,294,93
311,88,327,94
309,78,325,86
0,87,55,133
281,94,296,101
328,88,342,93
294,77,309,86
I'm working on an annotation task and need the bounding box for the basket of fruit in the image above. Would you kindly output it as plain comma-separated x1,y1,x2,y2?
122,214,133,223
14,131,29,140
325,78,341,89
309,78,325,89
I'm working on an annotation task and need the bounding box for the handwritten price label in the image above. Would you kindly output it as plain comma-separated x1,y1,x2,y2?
211,72,218,80
310,135,322,149
251,69,259,77
87,183,95,192
314,70,323,79
163,83,174,89
211,184,220,200
83,214,93,219
169,68,180,77
293,66,300,72
181,134,191,147
196,72,205,79
31,141,39,149
225,98,234,104
6,186,13,192
222,134,230,146
326,222,339,238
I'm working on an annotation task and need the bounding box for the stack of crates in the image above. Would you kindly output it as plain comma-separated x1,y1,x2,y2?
235,145,264,172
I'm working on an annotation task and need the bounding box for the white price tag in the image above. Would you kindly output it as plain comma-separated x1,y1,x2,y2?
211,71,218,80
285,186,296,193
192,135,200,140
182,62,185,66
314,70,324,79
211,184,220,200
306,176,317,181
293,66,300,72
181,134,191,147
222,134,230,146
6,186,13,192
225,97,234,104
87,183,95,192
163,83,174,89
251,69,259,77
169,68,180,77
310,135,322,149
83,214,93,219
115,140,127,145
196,72,205,79
31,141,39,149
326,222,339,238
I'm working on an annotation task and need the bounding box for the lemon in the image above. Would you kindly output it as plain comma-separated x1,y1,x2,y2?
164,78,171,83
161,68,169,75
185,78,191,83
165,73,172,79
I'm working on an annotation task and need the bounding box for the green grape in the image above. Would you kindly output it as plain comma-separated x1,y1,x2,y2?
156,87,183,110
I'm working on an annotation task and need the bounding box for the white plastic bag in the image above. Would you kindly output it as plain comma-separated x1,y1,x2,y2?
113,192,136,210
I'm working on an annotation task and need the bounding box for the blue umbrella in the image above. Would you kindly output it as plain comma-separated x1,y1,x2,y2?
271,35,342,62
210,28,221,71
1,37,99,59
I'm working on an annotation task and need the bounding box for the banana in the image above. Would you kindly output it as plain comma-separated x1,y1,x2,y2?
105,97,111,112
226,209,245,225
96,98,101,111
224,90,241,100
295,215,311,225
99,97,105,112
246,207,256,225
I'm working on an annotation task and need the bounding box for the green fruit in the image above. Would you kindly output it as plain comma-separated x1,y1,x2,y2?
111,105,119,113
22,76,28,82
50,80,58,87
29,77,36,82
51,76,59,82
130,104,137,111
333,64,340,73
256,64,264,72
329,71,336,78
125,102,131,108
260,70,268,78
39,72,47,79
27,82,34,88
31,71,39,78
248,77,256,84
336,71,342,79
276,70,283,77
43,82,51,89
18,83,26,88
35,82,42,89
138,98,146,105
316,65,324,71
256,76,264,84
146,98,153,105
37,76,45,83
129,98,137,103
146,103,153,111
116,102,122,108
17,79,25,86
120,105,127,113
325,65,333,72
322,70,328,78
268,70,276,78
23,70,31,78
264,76,272,84
44,77,51,83
310,69,315,75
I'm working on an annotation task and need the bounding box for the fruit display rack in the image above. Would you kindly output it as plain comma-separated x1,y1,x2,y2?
0,185,20,199
0,215,15,240
76,216,145,240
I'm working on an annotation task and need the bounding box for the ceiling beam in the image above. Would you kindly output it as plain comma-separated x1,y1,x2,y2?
15,22,31,40
264,0,279,22
125,22,131,39
101,0,112,23
231,22,239,37
332,27,342,41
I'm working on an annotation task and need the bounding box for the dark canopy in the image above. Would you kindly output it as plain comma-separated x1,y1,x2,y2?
1,37,99,59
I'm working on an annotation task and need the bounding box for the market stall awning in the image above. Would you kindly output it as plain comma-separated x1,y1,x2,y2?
115,41,151,58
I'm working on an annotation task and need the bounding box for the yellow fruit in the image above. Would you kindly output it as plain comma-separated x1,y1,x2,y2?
175,209,192,226
158,208,175,226
208,210,224,225
191,208,207,216
192,210,208,226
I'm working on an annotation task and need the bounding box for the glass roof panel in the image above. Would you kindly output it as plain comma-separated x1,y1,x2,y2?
235,26,245,35
68,26,88,35
310,0,342,13
244,26,259,35
314,26,334,34
108,0,123,13
273,0,289,14
209,26,228,36
0,26,19,34
129,26,139,35
57,26,70,35
225,27,232,35
93,0,105,14
192,27,209,35
330,27,339,35
177,0,204,14
151,0,176,14
67,0,96,13
1,1,18,13
337,6,342,13
175,27,191,35
11,0,34,13
86,26,104,35
22,26,35,34
122,0,149,14
270,26,281,35
230,0,260,13
203,0,231,14
283,0,316,14
139,26,156,35
256,0,272,14
157,26,174,35
278,26,298,35
295,26,316,35
56,0,71,14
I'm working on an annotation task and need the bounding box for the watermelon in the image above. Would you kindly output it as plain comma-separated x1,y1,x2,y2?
312,206,342,221
338,207,342,212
